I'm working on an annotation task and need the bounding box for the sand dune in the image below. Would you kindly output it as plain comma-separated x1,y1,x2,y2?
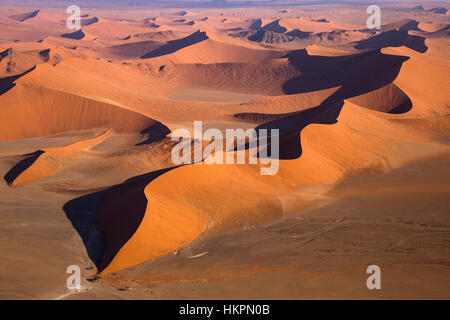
277,17,362,34
98,95,448,274
0,84,162,141
96,40,166,59
81,16,99,27
149,37,288,64
381,45,450,117
282,49,409,99
95,42,450,274
82,19,153,40
305,44,350,56
0,48,49,75
245,29,304,44
61,29,86,40
348,83,412,114
354,30,428,53
141,30,208,59
6,130,113,186
418,22,449,33
9,10,40,22
1,2,449,299
248,18,264,30
381,19,421,32
262,20,288,33
428,7,448,14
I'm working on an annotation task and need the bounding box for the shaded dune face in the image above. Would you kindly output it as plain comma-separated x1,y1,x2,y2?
94,167,178,272
166,61,298,96
92,100,345,274
348,83,412,114
282,49,409,100
0,67,35,95
98,40,166,59
9,10,40,22
141,30,209,59
381,19,421,32
4,130,122,186
61,29,86,40
81,16,99,27
1,6,448,284
89,43,439,274
4,150,45,185
0,83,171,186
354,30,428,53
73,46,422,274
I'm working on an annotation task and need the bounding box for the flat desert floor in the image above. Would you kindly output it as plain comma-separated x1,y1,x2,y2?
0,0,449,299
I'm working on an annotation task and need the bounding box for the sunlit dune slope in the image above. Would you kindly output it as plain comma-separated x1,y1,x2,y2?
0,84,161,141
8,130,113,186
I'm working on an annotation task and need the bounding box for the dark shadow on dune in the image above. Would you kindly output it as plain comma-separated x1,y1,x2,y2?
427,25,450,38
249,18,263,30
255,100,344,160
381,19,421,32
355,30,427,53
282,49,410,100
3,150,44,185
235,49,415,160
63,190,105,268
136,122,171,146
63,166,179,272
141,30,208,59
389,99,413,114
397,20,420,32
65,45,416,274
10,9,39,22
105,40,165,59
95,167,179,272
0,66,35,96
232,100,343,160
38,48,50,61
81,16,99,27
428,7,448,14
286,29,311,39
262,20,287,33
61,29,85,40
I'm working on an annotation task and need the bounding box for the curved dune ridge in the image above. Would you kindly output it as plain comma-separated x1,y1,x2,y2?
347,83,412,114
262,20,288,33
418,22,450,33
98,100,447,275
61,29,86,40
9,10,40,22
0,48,50,75
92,30,287,62
1,5,449,283
354,30,428,53
149,37,288,64
96,40,166,59
0,83,162,141
96,45,450,274
81,16,99,27
6,130,113,186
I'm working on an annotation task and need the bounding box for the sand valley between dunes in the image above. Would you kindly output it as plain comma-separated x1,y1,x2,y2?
0,0,449,299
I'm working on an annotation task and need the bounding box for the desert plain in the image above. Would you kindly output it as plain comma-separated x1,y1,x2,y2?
0,0,449,299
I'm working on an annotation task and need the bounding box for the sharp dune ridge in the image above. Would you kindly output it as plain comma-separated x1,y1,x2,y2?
1,2,449,299
99,46,449,274
9,10,40,23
